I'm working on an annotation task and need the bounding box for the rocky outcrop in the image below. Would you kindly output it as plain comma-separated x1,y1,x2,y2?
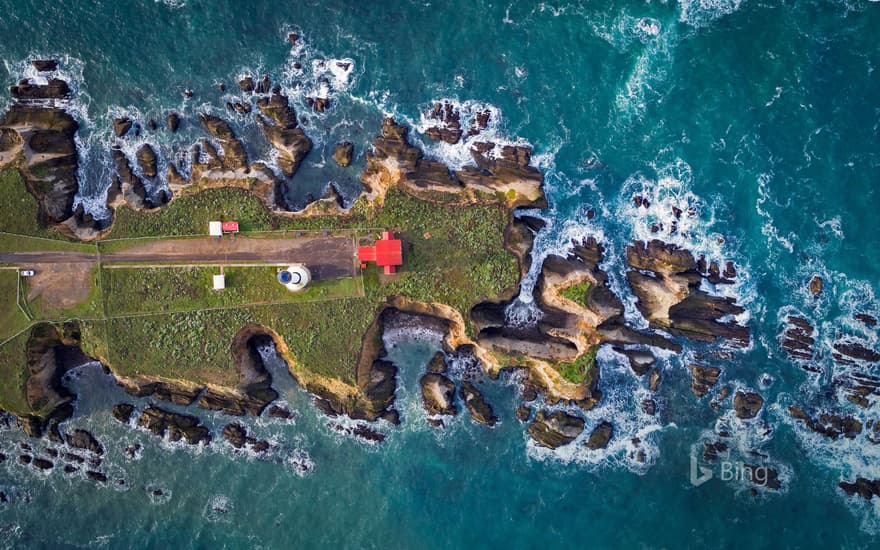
788,405,862,439
255,93,311,178
420,373,457,416
625,240,749,346
459,381,497,426
332,141,353,167
425,101,463,144
780,315,816,366
689,364,721,397
32,59,58,72
585,420,614,450
809,275,823,297
198,113,249,171
137,406,211,445
113,117,132,138
832,340,880,365
136,144,158,178
112,403,135,424
65,429,104,455
222,423,270,453
835,372,880,409
362,118,545,208
166,112,180,133
527,410,585,449
614,348,655,376
733,391,764,419
839,478,880,501
1,74,80,228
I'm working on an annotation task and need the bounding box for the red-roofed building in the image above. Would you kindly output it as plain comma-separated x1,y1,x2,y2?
221,221,239,233
359,231,403,274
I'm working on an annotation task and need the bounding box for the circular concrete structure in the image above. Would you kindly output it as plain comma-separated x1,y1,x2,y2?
277,264,310,292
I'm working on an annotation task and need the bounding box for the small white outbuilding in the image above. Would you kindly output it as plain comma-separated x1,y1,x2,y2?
213,274,226,290
209,221,223,237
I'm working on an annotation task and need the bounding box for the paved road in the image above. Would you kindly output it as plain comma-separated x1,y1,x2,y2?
0,235,358,280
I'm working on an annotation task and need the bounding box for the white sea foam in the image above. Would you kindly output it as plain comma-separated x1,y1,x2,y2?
678,0,744,28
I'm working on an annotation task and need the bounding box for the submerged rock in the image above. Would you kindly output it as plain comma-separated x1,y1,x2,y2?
420,373,457,416
788,405,862,439
459,381,497,427
527,410,585,449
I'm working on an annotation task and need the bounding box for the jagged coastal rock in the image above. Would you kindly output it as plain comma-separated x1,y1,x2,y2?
420,373,457,416
333,141,354,167
137,406,211,445
733,391,764,419
528,410,585,449
459,381,497,426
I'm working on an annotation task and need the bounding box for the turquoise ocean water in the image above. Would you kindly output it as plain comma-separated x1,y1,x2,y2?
2,0,880,547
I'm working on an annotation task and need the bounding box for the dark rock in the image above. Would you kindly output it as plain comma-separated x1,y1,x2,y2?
63,452,85,463
137,406,211,445
733,391,764,419
267,405,294,420
222,423,247,448
527,410,585,449
642,399,657,415
112,403,135,424
855,313,878,327
381,409,401,425
66,429,104,455
459,381,498,427
136,144,158,178
839,477,880,501
789,405,863,439
238,76,255,92
613,347,655,376
689,364,721,397
19,455,32,464
32,59,58,72
515,405,532,422
32,457,53,470
648,368,661,392
333,141,354,167
426,351,447,373
113,117,133,138
809,275,823,297
833,341,880,364
287,33,299,43
63,464,78,474
255,74,271,95
146,118,157,131
166,112,180,133
86,471,107,483
585,421,614,450
780,315,816,363
420,373,457,416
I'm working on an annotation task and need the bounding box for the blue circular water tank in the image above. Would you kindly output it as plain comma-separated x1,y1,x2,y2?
277,270,292,284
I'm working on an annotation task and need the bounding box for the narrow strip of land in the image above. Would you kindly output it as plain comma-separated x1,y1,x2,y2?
0,234,357,279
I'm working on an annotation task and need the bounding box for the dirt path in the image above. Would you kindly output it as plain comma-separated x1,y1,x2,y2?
0,233,358,311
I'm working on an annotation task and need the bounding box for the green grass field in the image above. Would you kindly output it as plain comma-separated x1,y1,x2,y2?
102,265,360,316
0,173,519,408
0,270,31,341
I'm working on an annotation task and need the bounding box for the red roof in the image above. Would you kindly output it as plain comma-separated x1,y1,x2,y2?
221,221,239,232
358,231,402,273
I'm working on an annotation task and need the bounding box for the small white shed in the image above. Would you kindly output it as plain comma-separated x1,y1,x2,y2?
209,221,223,237
213,274,226,290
